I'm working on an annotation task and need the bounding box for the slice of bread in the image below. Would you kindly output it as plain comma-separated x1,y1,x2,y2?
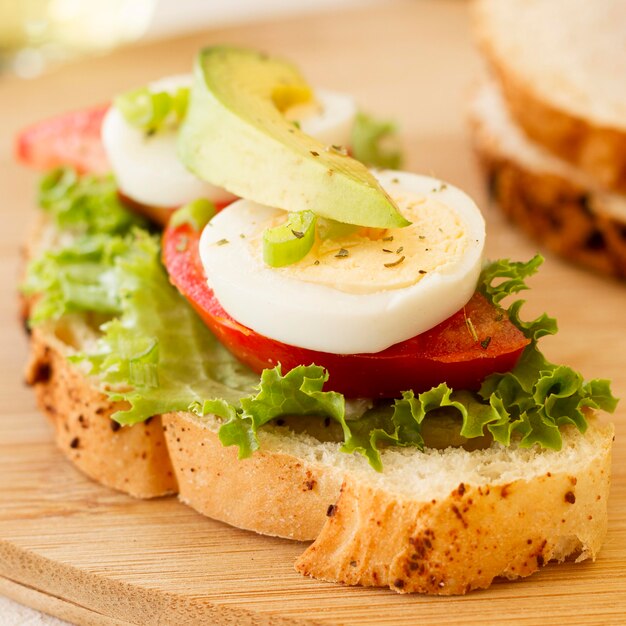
162,409,613,594
469,81,626,278
474,0,626,192
22,218,615,594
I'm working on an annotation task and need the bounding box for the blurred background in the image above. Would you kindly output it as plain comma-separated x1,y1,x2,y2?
0,0,380,78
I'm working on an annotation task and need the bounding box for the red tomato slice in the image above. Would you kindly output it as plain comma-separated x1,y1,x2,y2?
163,222,530,398
15,105,110,175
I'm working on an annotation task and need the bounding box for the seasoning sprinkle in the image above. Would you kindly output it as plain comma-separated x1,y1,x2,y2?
481,337,492,350
419,235,426,240
239,233,246,239
382,235,394,242
335,248,349,258
464,309,478,342
175,235,189,252
310,150,320,157
314,260,320,265
382,248,393,253
419,269,427,275
325,144,348,156
391,177,400,183
216,238,229,246
384,255,405,268
291,229,304,239
396,246,404,254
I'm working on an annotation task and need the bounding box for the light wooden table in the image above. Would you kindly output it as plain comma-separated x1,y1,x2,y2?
1,1,625,624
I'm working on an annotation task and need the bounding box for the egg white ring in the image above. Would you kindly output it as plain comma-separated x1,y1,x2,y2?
199,170,486,355
102,74,236,208
298,89,356,148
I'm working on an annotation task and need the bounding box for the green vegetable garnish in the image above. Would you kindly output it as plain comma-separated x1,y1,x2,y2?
170,198,216,232
316,217,358,240
263,210,317,267
38,167,142,235
115,85,189,134
351,111,403,169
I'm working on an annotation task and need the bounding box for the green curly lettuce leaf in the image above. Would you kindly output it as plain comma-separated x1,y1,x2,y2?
477,255,617,450
68,231,258,424
351,111,403,169
38,167,143,235
25,217,257,424
23,233,130,323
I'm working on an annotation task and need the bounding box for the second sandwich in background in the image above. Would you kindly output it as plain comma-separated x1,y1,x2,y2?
470,0,626,279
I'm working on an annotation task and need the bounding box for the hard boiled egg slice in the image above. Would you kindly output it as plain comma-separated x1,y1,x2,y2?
199,170,485,355
284,89,356,148
102,75,236,209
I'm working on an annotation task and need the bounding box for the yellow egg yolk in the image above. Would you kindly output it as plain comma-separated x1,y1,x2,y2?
249,192,470,295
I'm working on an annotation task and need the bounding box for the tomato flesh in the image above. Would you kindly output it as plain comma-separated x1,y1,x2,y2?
163,223,530,398
16,105,110,174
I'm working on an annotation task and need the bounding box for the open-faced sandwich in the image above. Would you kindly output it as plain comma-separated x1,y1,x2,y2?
18,46,617,595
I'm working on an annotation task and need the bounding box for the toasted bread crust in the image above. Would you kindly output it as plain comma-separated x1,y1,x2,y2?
25,327,177,498
474,133,626,279
296,422,613,595
162,412,340,541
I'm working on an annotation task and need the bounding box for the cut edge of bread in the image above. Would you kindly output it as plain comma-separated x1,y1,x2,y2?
25,320,178,498
473,0,626,192
164,409,613,595
469,81,626,278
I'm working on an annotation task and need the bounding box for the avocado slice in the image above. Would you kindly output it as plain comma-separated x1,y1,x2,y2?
178,46,409,229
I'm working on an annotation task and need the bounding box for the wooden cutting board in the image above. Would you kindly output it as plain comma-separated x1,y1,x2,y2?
1,1,625,623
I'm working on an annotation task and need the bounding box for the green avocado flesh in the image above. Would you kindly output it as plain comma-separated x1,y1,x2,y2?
178,46,409,228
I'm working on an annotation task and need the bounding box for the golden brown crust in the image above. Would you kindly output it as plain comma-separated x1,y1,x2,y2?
474,136,626,279
162,412,340,540
295,422,613,595
25,327,177,498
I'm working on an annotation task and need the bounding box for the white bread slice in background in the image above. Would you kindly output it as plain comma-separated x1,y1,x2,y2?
469,81,626,278
474,0,626,192
163,410,613,595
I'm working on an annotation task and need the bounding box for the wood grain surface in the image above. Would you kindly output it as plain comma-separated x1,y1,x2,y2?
1,1,625,624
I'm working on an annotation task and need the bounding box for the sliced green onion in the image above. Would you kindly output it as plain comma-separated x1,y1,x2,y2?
170,198,216,231
316,216,358,240
263,211,316,267
115,86,190,133
171,87,189,121
351,111,403,169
